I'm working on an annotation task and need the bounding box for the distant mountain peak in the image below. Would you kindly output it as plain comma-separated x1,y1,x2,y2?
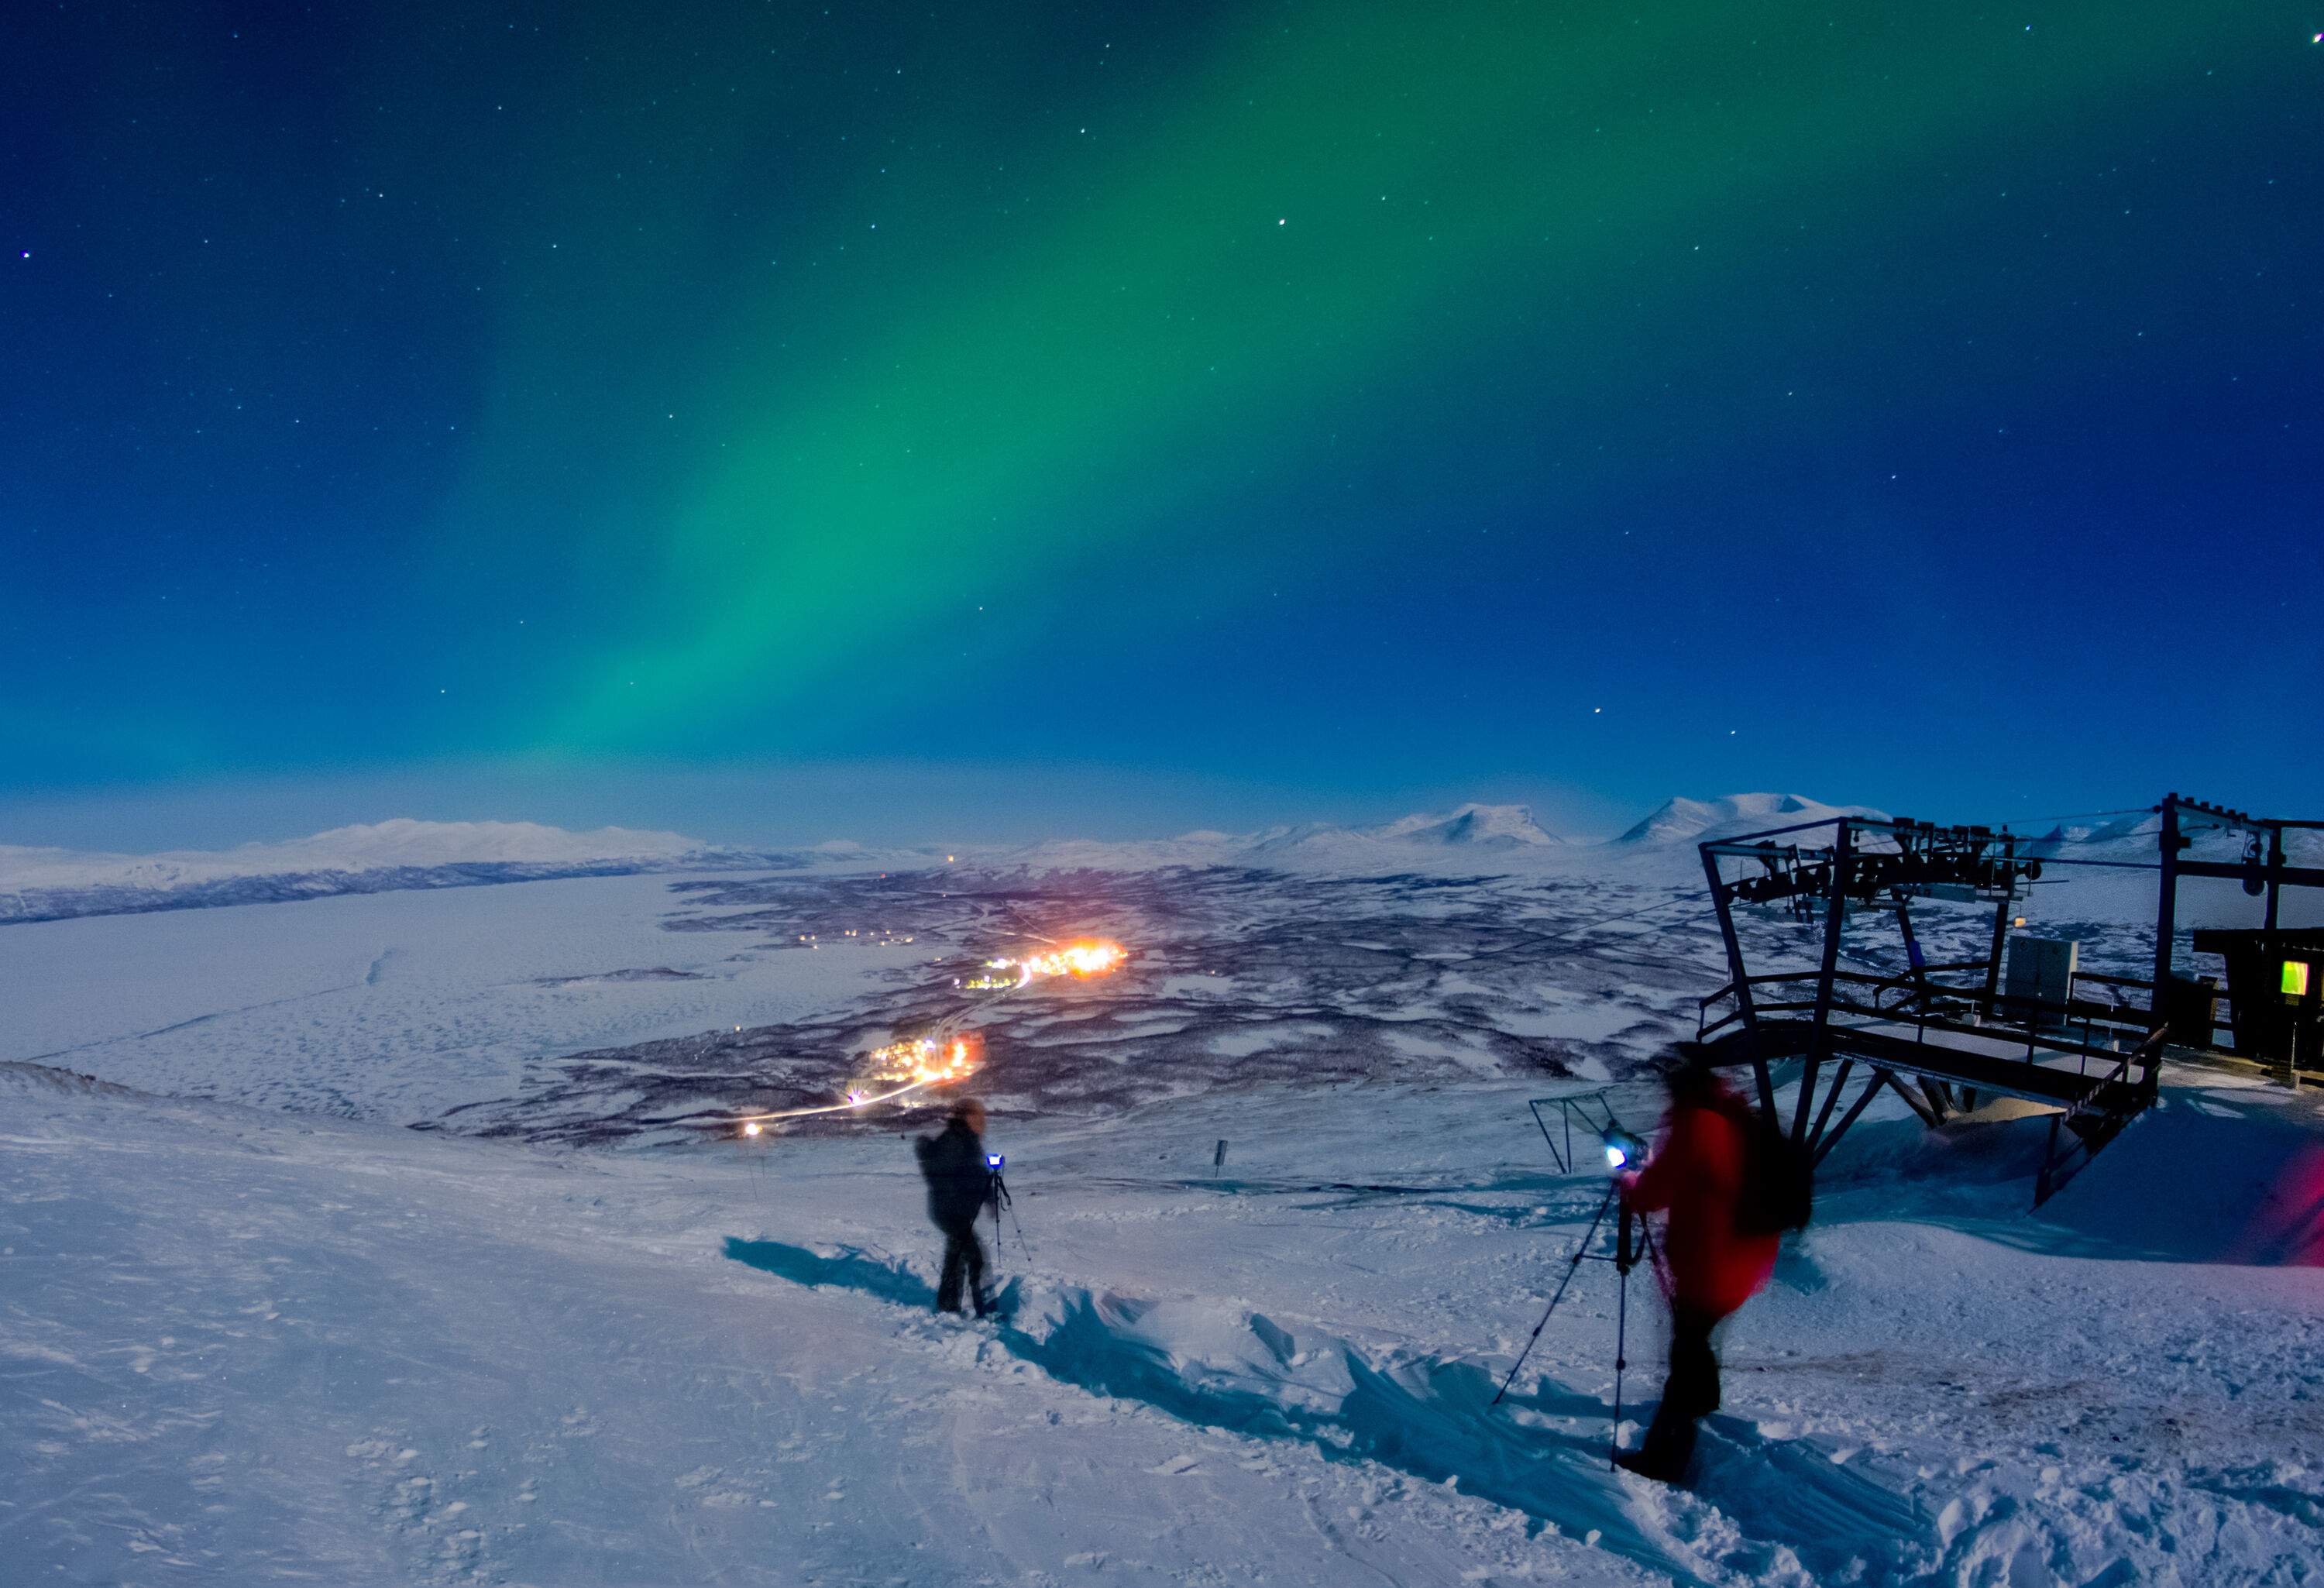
1368,802,1563,847
1616,792,1879,846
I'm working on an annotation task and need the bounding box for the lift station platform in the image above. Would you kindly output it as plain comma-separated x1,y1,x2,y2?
1690,794,2322,1205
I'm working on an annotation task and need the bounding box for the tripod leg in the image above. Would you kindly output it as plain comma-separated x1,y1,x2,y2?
992,1173,1030,1259
1492,1183,1616,1407
1611,1256,1630,1468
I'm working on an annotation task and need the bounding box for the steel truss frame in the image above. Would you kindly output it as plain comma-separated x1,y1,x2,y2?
1693,813,2166,1206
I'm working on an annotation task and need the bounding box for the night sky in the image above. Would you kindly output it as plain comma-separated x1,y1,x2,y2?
7,4,2319,846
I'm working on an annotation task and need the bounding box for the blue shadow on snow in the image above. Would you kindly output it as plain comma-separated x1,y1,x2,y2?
724,1238,1927,1586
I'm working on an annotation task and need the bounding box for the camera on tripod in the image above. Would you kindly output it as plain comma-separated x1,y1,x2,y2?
1528,1091,1650,1178
1601,1128,1645,1171
1493,1088,1664,1469
981,1152,1030,1266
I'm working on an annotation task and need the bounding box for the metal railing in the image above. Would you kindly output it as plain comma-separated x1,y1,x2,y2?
2033,1028,2168,1205
1696,970,2161,1078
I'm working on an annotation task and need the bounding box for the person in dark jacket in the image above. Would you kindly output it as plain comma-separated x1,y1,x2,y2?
915,1097,995,1317
1616,1060,1780,1483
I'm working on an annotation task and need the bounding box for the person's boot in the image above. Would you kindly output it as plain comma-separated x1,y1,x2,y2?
1613,1448,1684,1483
1618,1400,1699,1484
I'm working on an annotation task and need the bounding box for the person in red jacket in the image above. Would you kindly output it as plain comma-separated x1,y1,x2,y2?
1616,1059,1780,1482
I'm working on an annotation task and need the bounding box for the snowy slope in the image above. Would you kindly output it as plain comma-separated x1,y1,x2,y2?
6,1057,2321,1586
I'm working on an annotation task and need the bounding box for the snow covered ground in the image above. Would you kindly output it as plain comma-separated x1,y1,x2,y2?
8,1057,2322,1585
0,874,892,1122
5,799,2322,1585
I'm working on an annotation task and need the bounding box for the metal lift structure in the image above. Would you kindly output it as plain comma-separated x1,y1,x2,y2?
1690,794,2324,1207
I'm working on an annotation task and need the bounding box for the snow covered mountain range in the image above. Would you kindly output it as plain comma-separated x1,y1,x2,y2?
0,820,824,925
1181,800,1566,860
13,791,2215,926
2,803,1577,925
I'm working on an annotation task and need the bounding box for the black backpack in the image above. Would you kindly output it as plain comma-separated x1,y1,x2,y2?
1737,1110,1814,1236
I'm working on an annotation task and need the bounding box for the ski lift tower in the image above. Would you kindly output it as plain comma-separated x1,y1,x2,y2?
1693,813,2162,1205
1692,793,2324,1205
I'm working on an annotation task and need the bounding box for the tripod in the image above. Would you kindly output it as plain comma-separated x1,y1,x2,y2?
988,1170,1030,1262
1490,1179,1661,1469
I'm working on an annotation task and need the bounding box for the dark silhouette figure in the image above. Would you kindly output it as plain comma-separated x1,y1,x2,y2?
915,1097,995,1317
1618,1063,1780,1483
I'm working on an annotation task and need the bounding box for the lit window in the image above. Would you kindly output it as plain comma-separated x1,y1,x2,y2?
2286,961,2313,999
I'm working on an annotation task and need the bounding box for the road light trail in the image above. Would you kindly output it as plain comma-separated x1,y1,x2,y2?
727,938,1128,1135
736,1074,945,1128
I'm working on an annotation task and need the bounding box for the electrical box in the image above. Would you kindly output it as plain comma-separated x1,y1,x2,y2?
2004,936,2078,1023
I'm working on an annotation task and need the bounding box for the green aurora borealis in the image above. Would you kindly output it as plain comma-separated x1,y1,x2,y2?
9,2,2321,829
